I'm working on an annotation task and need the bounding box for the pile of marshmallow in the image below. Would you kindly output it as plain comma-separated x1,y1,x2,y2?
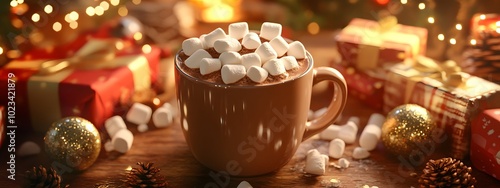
181,22,307,84
304,113,386,175
103,102,176,153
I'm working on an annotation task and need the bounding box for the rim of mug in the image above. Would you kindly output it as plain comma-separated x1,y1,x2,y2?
175,50,314,88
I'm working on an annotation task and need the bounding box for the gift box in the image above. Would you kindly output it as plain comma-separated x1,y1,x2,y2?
331,62,384,110
470,13,500,39
336,17,427,70
383,57,500,159
471,109,500,180
0,39,161,132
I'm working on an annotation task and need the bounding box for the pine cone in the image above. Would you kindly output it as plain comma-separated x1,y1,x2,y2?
461,30,500,84
25,165,69,188
124,162,168,188
418,157,476,188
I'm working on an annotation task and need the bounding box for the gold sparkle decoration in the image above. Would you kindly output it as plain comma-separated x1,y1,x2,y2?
44,117,101,171
381,104,437,155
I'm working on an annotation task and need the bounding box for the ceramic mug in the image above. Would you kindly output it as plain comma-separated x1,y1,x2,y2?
175,51,347,176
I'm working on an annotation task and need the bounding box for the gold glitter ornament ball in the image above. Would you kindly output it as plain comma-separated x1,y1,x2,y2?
44,117,101,171
381,104,437,155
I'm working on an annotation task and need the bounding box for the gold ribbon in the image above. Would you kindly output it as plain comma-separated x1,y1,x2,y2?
37,39,125,75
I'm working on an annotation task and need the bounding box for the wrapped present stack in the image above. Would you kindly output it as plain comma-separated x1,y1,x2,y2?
471,108,500,180
0,34,161,133
462,14,500,84
334,16,428,110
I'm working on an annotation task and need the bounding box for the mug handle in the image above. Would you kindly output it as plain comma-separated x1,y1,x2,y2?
302,67,348,141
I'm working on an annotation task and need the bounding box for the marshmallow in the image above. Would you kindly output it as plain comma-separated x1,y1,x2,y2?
152,107,173,128
352,147,370,159
126,103,152,125
219,51,242,65
199,34,208,49
241,53,262,70
214,37,242,53
182,37,204,56
328,138,345,159
18,141,41,157
263,58,286,76
104,140,114,152
185,49,211,69
137,124,149,133
112,129,134,153
247,66,269,83
237,181,253,188
242,32,261,49
313,107,328,119
287,41,306,59
203,28,227,48
221,64,246,84
255,42,278,63
200,58,222,75
359,113,385,151
260,22,282,40
338,116,359,144
105,115,127,138
229,22,249,40
281,56,299,70
338,158,350,168
319,125,341,140
305,149,329,175
269,36,289,57
163,103,178,117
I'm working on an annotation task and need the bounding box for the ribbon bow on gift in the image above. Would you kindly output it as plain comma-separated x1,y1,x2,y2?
412,56,467,88
38,39,126,75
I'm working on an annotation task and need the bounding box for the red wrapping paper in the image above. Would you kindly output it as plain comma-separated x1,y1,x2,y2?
471,109,500,180
384,64,500,159
336,18,427,70
0,39,161,132
331,62,384,110
470,13,500,39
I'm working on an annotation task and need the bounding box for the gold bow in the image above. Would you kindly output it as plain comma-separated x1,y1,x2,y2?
37,40,124,75
412,56,466,88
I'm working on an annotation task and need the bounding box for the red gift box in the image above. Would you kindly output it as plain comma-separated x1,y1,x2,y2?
336,18,427,70
384,61,500,159
470,13,500,39
471,109,500,180
0,39,161,132
331,62,384,110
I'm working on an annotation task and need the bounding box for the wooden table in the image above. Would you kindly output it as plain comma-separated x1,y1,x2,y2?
1,89,499,187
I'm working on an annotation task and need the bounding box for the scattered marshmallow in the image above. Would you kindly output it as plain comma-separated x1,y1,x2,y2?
338,116,359,144
229,22,249,40
313,107,328,119
214,37,242,53
338,158,350,168
200,58,222,75
152,107,173,128
269,36,289,57
199,34,207,49
126,103,153,125
182,37,204,56
17,141,41,157
319,125,341,140
241,53,261,70
305,149,329,175
263,58,286,76
105,115,127,138
237,181,253,188
247,66,269,83
163,103,178,117
255,42,278,63
219,51,242,65
352,147,370,159
104,140,114,152
260,22,282,40
112,129,134,153
137,124,149,133
328,138,345,159
359,113,385,151
221,64,246,84
281,56,299,70
203,28,227,48
185,49,211,69
287,41,306,59
242,32,261,49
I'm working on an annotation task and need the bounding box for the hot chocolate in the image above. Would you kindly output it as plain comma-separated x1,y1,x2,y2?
178,22,310,86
